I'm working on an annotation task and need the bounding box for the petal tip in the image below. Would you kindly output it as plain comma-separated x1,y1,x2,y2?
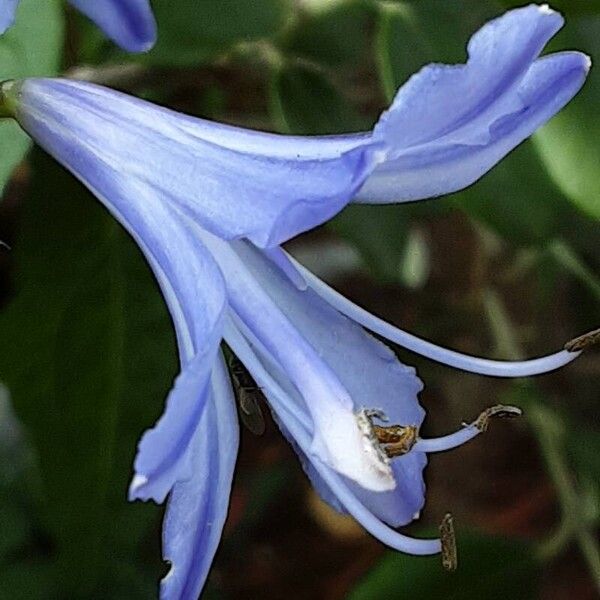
128,473,149,500
537,4,555,15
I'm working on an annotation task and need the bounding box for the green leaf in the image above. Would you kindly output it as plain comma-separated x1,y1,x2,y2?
0,563,52,600
349,532,539,600
0,0,63,193
142,0,294,67
280,0,374,67
450,141,574,246
0,152,175,594
375,0,503,100
532,16,600,221
270,61,368,134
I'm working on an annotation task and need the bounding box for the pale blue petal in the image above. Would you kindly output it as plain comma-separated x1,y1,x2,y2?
7,6,587,252
53,173,230,504
161,354,239,600
224,242,427,524
0,0,19,34
246,341,441,556
129,337,220,504
68,0,156,52
123,213,226,503
372,5,563,149
357,51,590,202
14,78,380,248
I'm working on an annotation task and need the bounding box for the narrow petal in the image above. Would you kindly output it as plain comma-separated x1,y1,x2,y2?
358,51,590,202
220,241,427,525
0,0,19,34
11,78,380,248
161,354,239,600
124,211,226,503
129,337,220,504
68,0,156,52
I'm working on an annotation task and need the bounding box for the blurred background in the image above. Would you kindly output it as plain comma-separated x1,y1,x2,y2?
0,0,598,598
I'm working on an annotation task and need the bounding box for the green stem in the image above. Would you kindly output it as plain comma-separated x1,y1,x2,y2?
374,2,399,103
549,239,600,301
529,404,600,592
482,288,600,593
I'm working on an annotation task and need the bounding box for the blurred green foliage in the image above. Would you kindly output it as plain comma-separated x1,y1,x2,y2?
0,0,598,598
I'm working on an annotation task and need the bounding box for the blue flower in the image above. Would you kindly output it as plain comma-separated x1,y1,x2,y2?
0,0,156,52
0,4,590,599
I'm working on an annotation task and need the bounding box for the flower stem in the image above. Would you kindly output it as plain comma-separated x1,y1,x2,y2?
528,403,600,594
549,239,600,301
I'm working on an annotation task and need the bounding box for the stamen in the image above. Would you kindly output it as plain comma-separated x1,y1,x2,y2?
564,327,600,352
440,513,457,572
356,409,392,467
358,408,418,459
290,255,581,377
414,404,522,453
373,424,419,458
473,404,522,432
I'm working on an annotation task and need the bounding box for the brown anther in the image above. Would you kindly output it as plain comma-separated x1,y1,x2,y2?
473,404,522,433
372,424,407,444
373,424,418,457
564,328,600,352
440,513,457,572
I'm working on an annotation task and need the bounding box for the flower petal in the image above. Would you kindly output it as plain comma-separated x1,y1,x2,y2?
198,232,403,492
357,51,590,202
0,0,19,35
6,5,587,250
125,213,227,503
234,330,440,556
372,5,563,149
12,78,380,248
161,353,239,600
221,241,427,522
129,337,220,504
68,0,156,52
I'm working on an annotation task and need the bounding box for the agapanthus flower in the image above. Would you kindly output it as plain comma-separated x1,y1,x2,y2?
0,0,156,52
0,4,591,599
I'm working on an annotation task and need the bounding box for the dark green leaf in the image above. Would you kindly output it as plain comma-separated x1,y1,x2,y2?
0,0,63,193
280,0,374,67
0,151,175,593
270,62,368,134
499,0,600,17
143,0,294,66
0,563,52,600
449,141,574,246
329,202,439,283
